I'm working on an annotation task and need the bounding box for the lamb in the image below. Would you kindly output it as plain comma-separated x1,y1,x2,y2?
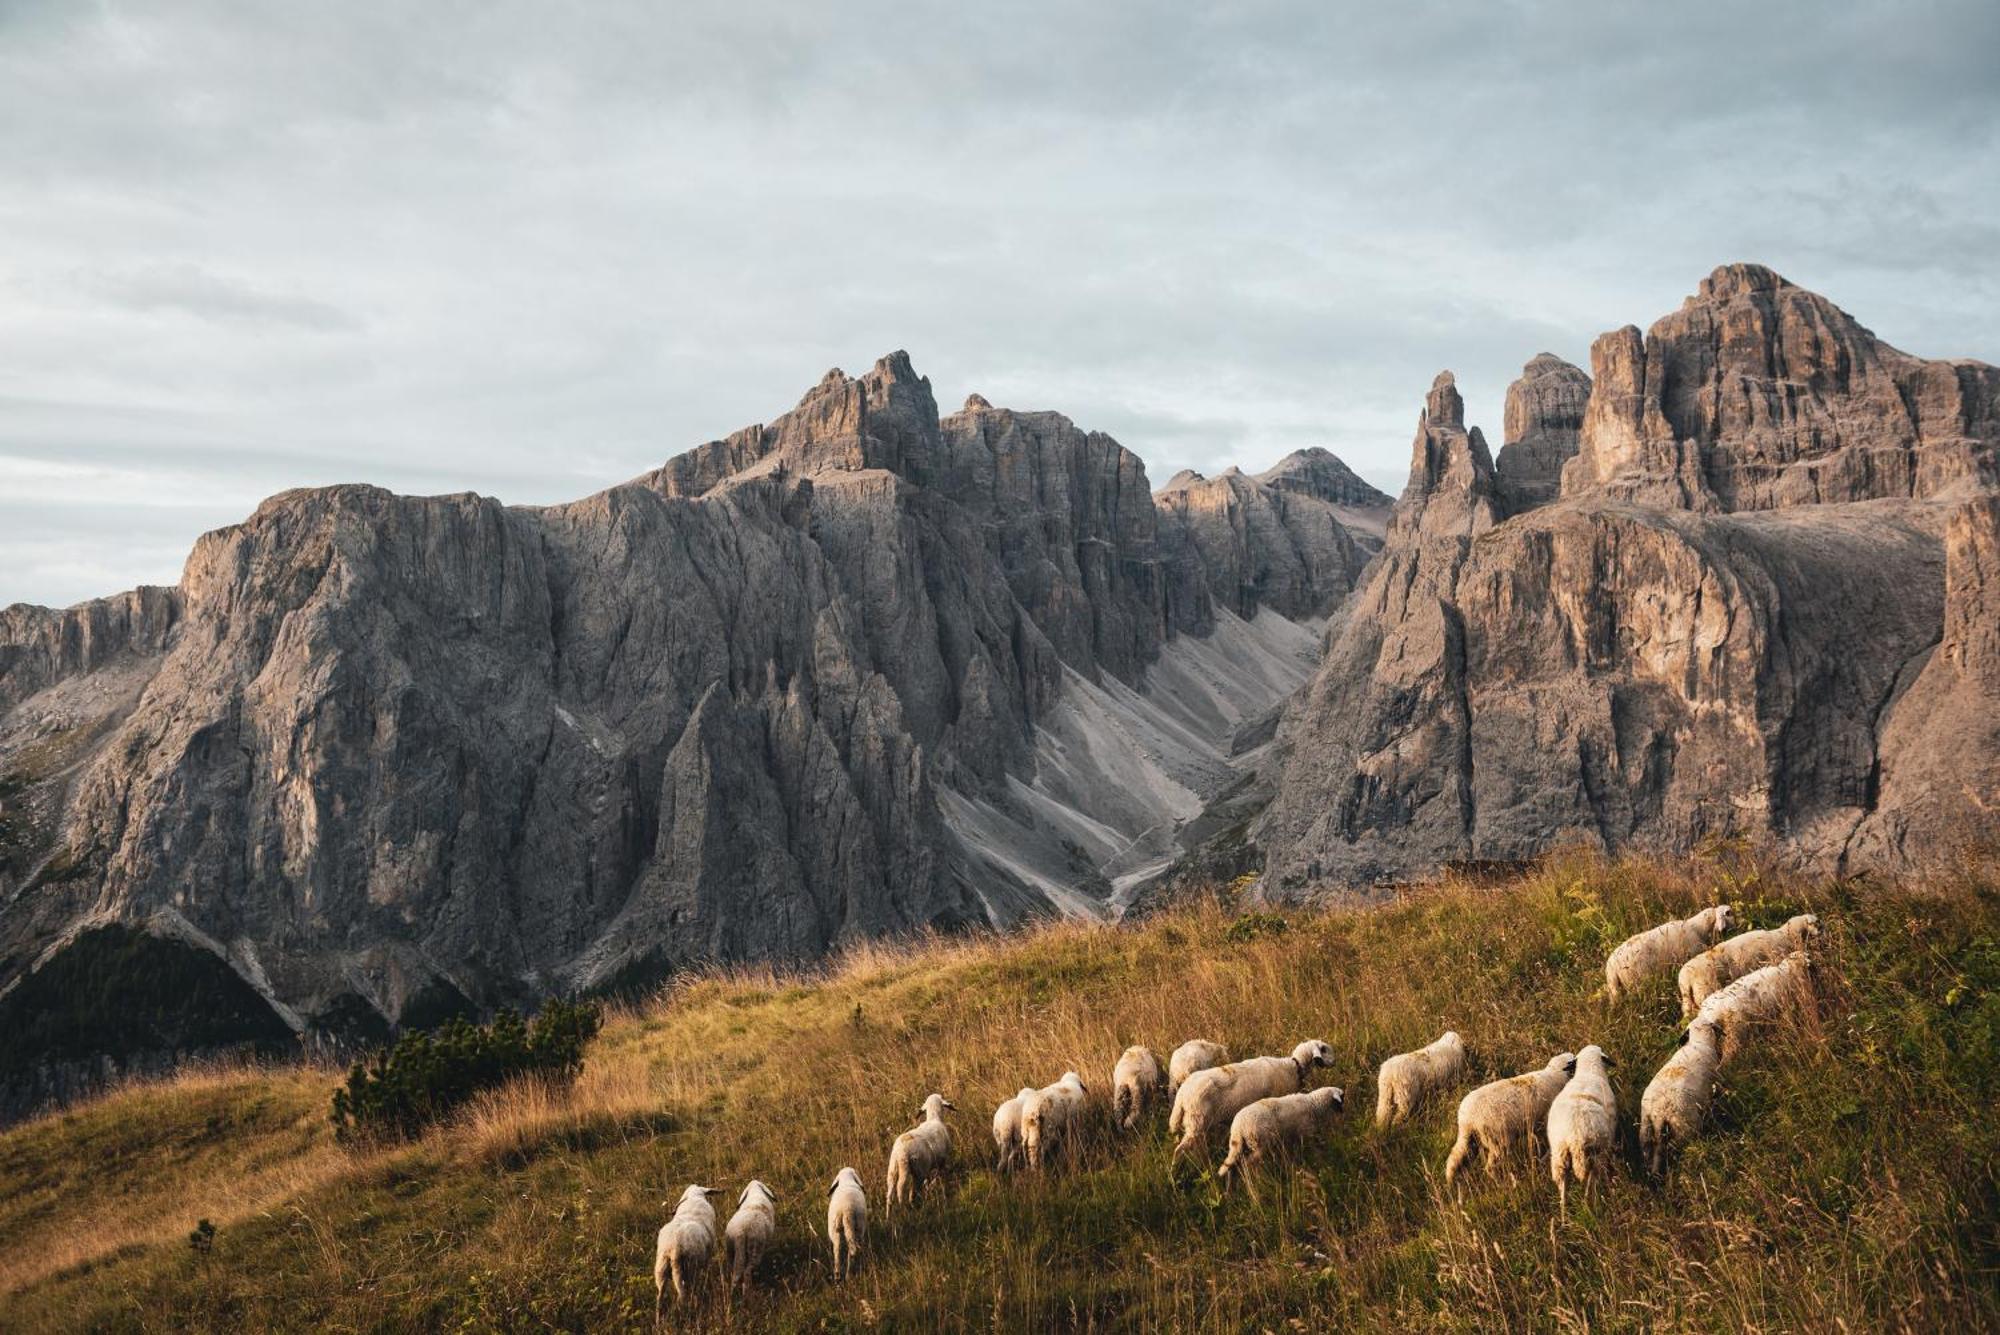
1022,1071,1088,1170
825,1166,868,1282
1443,1051,1577,1184
722,1180,777,1293
1217,1086,1346,1187
885,1092,957,1211
1678,913,1822,1017
991,1086,1037,1173
652,1183,722,1317
1374,1030,1467,1128
1694,949,1818,1061
1638,1018,1722,1176
1112,1045,1167,1130
1604,905,1735,1002
1545,1044,1618,1214
1168,1040,1335,1165
1168,1039,1230,1094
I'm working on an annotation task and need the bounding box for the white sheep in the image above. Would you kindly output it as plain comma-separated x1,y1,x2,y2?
1217,1085,1346,1188
723,1180,777,1293
1168,1040,1335,1165
1168,1039,1230,1095
1546,1044,1618,1214
1694,949,1818,1061
885,1092,957,1211
1443,1052,1577,1184
1112,1045,1166,1130
991,1086,1037,1172
1638,1018,1723,1176
825,1166,868,1282
1374,1030,1467,1128
1604,905,1735,1002
1678,913,1822,1017
652,1183,722,1316
1022,1072,1089,1170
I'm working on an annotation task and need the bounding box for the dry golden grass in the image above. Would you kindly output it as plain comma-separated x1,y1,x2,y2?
1,849,1995,1331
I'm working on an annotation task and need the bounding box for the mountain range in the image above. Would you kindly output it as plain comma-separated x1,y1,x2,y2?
2,263,1995,1105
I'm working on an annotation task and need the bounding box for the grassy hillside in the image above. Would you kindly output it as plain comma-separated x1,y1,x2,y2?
2,850,1995,1331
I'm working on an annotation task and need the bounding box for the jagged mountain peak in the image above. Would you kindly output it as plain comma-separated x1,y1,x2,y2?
1424,371,1465,428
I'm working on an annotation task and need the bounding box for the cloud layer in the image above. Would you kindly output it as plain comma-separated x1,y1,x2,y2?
3,1,1996,606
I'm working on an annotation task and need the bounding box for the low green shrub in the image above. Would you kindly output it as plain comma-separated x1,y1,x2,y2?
329,998,602,1140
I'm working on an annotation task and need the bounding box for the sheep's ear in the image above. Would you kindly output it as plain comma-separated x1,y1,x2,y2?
1602,1054,1617,1066
1677,1028,1691,1047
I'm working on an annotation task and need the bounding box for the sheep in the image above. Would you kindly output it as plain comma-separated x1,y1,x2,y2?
1443,1052,1577,1184
825,1167,868,1282
1022,1072,1089,1170
1678,913,1823,1017
1216,1086,1346,1188
1546,1045,1618,1215
1638,1018,1723,1176
1112,1045,1166,1130
652,1183,722,1317
1374,1030,1467,1128
991,1086,1037,1172
1168,1040,1335,1165
1604,905,1735,1002
886,1092,957,1211
1694,949,1818,1061
723,1180,777,1293
1168,1039,1230,1095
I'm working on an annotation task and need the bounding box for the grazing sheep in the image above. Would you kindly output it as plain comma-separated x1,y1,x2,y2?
1374,1030,1468,1128
1678,914,1823,1017
1112,1045,1167,1130
723,1180,777,1293
1168,1039,1230,1094
825,1167,868,1282
1169,1040,1335,1165
1638,1019,1723,1176
1217,1086,1346,1187
1546,1045,1618,1214
992,1086,1037,1172
1443,1052,1577,1184
1695,950,1819,1061
1022,1072,1089,1170
1604,905,1735,1002
652,1183,722,1317
886,1092,957,1211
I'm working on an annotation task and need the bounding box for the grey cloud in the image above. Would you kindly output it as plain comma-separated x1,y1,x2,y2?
0,0,1995,608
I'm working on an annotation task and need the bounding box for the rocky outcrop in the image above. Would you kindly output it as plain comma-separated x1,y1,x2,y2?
1154,463,1376,621
1847,495,2000,866
1495,354,1590,515
1257,266,2000,893
1563,263,2000,511
0,354,1364,1069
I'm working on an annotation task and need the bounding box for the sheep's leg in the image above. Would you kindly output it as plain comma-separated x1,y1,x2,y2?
1444,1129,1472,1183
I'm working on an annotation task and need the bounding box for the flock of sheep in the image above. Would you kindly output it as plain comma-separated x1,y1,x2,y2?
652,904,1825,1317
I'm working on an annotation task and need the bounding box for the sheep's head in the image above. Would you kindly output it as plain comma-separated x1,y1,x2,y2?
1792,913,1823,941
1550,1051,1578,1074
1710,904,1737,934
1315,1085,1346,1112
828,1167,863,1196
740,1180,777,1206
1292,1039,1335,1068
1682,1017,1720,1048
1438,1030,1464,1052
677,1184,721,1209
920,1093,957,1119
1062,1071,1086,1093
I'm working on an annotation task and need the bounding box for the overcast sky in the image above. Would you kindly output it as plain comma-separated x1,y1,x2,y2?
3,1,1996,607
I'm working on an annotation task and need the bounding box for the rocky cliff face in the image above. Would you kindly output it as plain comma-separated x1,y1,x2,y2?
0,355,1368,1069
1496,353,1591,515
1153,455,1386,622
1256,265,2000,893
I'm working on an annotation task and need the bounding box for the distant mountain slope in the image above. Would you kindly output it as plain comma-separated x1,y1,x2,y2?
0,355,1372,1087
1255,265,2000,893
